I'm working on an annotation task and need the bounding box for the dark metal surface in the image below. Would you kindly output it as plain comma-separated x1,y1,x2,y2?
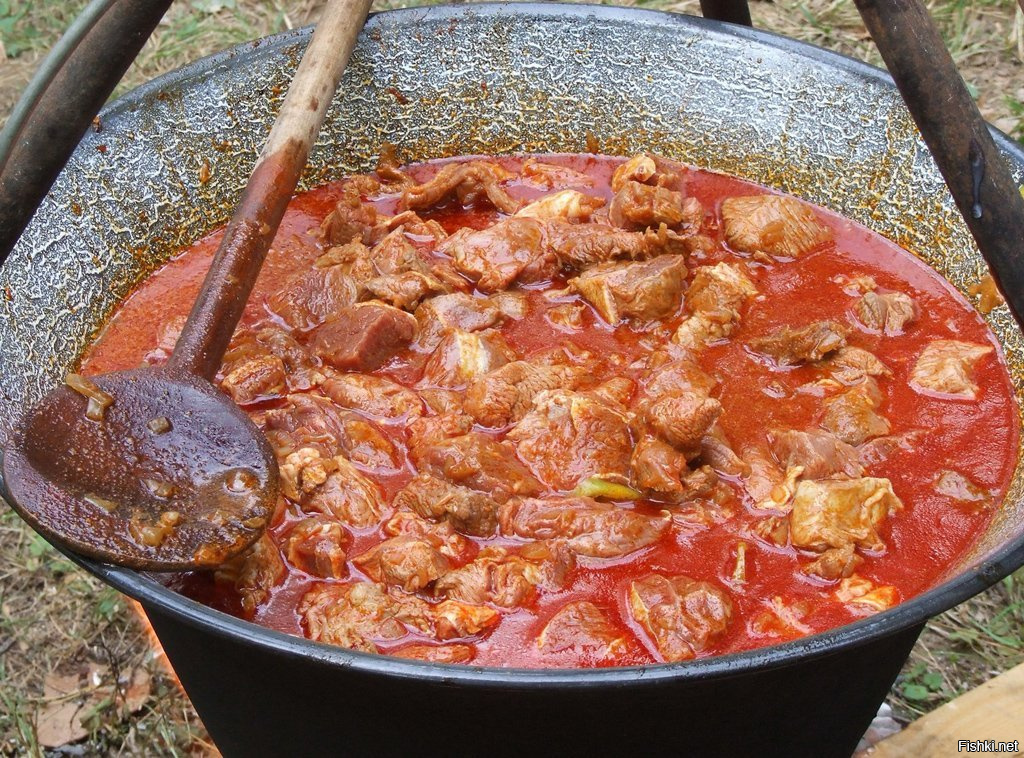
699,0,752,26
854,0,1024,333
0,0,173,261
1,4,1024,754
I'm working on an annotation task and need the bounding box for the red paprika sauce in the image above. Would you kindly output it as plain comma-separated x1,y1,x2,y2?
82,154,1019,668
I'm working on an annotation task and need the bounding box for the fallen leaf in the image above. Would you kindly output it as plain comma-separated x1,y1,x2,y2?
35,673,89,748
120,668,152,714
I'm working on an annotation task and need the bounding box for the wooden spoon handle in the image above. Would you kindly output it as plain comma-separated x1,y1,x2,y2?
169,0,373,380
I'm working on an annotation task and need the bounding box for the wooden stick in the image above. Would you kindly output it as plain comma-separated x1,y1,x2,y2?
699,0,753,26
170,0,373,380
853,0,1024,329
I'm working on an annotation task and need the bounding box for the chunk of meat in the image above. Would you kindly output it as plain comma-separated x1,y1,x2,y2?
390,644,475,663
321,182,379,245
414,292,504,350
406,412,474,453
435,541,575,608
353,536,450,592
284,516,351,579
643,357,717,399
336,416,401,471
305,456,386,529
311,302,417,372
415,433,543,501
818,346,892,384
383,511,473,562
442,217,553,293
789,477,903,553
500,496,671,558
721,195,832,258
910,340,994,400
516,189,605,222
611,154,658,191
547,220,689,270
700,425,752,477
609,182,702,232
537,601,628,663
749,321,848,366
673,263,758,348
801,544,862,582
393,472,500,537
569,255,688,325
520,158,596,189
432,600,502,640
215,534,285,616
768,429,864,480
934,469,990,507
300,582,431,652
855,291,917,335
220,354,285,405
628,574,732,662
221,327,323,403
420,329,516,389
366,271,445,311
321,373,424,421
315,238,376,281
821,378,890,446
857,431,922,467
630,435,717,502
464,361,584,428
835,576,900,612
267,265,360,329
508,389,634,490
401,160,520,214
644,393,723,458
546,303,585,332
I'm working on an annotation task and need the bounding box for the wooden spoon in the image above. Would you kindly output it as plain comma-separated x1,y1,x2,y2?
1,0,373,571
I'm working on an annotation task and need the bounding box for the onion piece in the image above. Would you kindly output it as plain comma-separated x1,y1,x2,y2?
65,373,114,421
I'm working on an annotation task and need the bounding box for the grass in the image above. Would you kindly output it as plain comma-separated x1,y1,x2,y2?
1,0,1023,754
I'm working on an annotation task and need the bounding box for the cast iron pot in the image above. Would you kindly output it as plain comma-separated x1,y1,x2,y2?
2,5,1024,756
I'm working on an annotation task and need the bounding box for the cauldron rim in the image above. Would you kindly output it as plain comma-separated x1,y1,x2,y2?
30,1,1024,684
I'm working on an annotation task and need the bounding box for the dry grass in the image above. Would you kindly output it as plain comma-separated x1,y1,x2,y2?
1,0,1023,754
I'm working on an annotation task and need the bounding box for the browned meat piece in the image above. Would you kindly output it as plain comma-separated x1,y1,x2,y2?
801,544,862,582
265,393,347,456
508,389,633,490
300,582,429,652
516,189,606,222
857,431,922,467
432,600,502,641
315,239,376,286
374,143,414,189
628,574,732,662
353,536,450,593
215,534,285,616
546,303,585,332
818,346,892,384
340,416,401,471
742,447,784,503
305,456,387,529
435,541,575,608
383,512,473,562
221,354,285,405
569,255,688,325
855,291,917,335
416,388,463,416
442,217,553,293
910,340,994,399
267,265,361,330
221,327,323,403
520,158,596,189
592,377,636,408
934,469,990,506
721,195,832,259
700,425,752,477
609,182,702,231
610,153,683,192
749,321,848,366
644,393,723,458
393,472,500,537
789,477,902,552
322,182,379,246
673,263,758,349
414,292,504,350
821,378,890,446
366,271,445,311
284,515,351,579
464,361,584,428
630,435,717,502
321,373,424,421
420,329,516,389
406,412,474,453
643,357,717,399
547,220,688,270
500,496,671,558
835,576,900,612
311,302,417,372
752,514,790,547
537,601,628,663
768,429,864,480
390,644,475,663
401,160,520,214
415,433,543,501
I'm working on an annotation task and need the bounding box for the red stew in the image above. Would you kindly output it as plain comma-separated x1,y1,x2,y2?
82,153,1019,668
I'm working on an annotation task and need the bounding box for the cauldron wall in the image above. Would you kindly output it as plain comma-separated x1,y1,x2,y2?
3,5,1024,757
144,602,922,757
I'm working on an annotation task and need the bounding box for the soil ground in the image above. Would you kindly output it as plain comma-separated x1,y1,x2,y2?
1,1,1022,755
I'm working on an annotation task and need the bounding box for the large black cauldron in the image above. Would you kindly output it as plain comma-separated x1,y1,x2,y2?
2,5,1023,756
